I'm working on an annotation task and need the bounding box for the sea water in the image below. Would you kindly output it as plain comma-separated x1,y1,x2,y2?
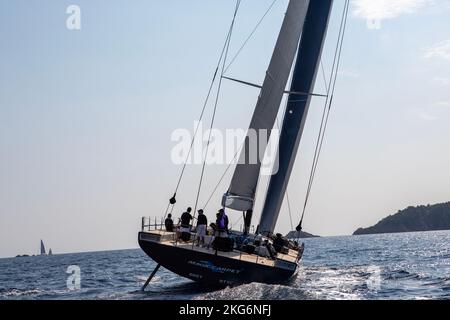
0,231,449,300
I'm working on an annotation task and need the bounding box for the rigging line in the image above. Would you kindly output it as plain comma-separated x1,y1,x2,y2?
193,0,242,219
222,76,328,97
321,61,330,93
309,0,350,193
224,0,279,74
304,0,349,203
203,141,245,211
163,0,242,219
300,0,349,226
172,4,239,196
301,0,348,213
286,192,294,232
298,0,350,229
162,202,171,223
308,0,350,200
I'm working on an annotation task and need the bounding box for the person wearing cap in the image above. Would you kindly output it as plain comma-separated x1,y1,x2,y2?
195,209,208,247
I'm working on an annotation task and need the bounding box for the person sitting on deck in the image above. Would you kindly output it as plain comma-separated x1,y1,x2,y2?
165,214,174,232
273,233,285,253
264,240,277,260
209,222,217,235
289,240,300,251
254,240,271,259
195,209,208,247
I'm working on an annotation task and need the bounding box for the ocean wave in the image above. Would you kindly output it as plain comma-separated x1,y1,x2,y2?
1,288,42,298
1,232,449,300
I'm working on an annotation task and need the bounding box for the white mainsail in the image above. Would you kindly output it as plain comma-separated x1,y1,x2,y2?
223,0,310,212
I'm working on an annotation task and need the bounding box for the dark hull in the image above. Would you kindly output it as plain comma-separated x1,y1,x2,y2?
138,232,299,287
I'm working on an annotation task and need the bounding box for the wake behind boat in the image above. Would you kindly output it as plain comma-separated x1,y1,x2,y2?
139,0,348,288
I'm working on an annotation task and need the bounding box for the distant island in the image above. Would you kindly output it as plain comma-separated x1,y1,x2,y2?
354,201,450,235
286,230,319,239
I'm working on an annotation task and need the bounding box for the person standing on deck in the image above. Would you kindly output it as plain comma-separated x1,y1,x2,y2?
195,209,208,247
180,207,193,232
216,209,229,237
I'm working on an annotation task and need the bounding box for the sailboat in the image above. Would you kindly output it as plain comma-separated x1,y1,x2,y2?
48,248,53,255
40,240,46,256
139,0,345,287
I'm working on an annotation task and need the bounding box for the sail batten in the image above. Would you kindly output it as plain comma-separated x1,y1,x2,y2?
258,0,334,235
223,0,310,212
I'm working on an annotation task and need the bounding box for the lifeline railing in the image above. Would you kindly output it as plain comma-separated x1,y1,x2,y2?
141,217,165,232
140,216,301,265
141,216,255,233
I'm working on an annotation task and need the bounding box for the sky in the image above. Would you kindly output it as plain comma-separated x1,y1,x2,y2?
1,0,450,258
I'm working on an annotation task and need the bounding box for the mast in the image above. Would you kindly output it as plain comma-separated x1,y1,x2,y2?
258,0,334,235
222,0,310,212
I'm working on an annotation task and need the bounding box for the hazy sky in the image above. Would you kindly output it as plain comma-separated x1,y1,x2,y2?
1,0,450,258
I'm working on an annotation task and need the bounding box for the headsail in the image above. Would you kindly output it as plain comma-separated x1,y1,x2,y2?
258,0,334,235
40,240,46,255
223,0,310,212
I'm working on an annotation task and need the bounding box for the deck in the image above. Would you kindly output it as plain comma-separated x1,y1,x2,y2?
140,229,300,267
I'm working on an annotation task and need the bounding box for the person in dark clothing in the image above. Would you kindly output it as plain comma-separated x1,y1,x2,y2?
264,240,277,260
215,212,221,226
180,207,193,228
178,207,193,242
273,233,285,253
195,209,208,246
216,209,229,233
197,210,208,226
224,212,229,232
216,210,224,231
165,214,174,232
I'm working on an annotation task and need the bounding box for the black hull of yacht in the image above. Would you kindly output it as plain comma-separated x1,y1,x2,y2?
138,232,299,287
